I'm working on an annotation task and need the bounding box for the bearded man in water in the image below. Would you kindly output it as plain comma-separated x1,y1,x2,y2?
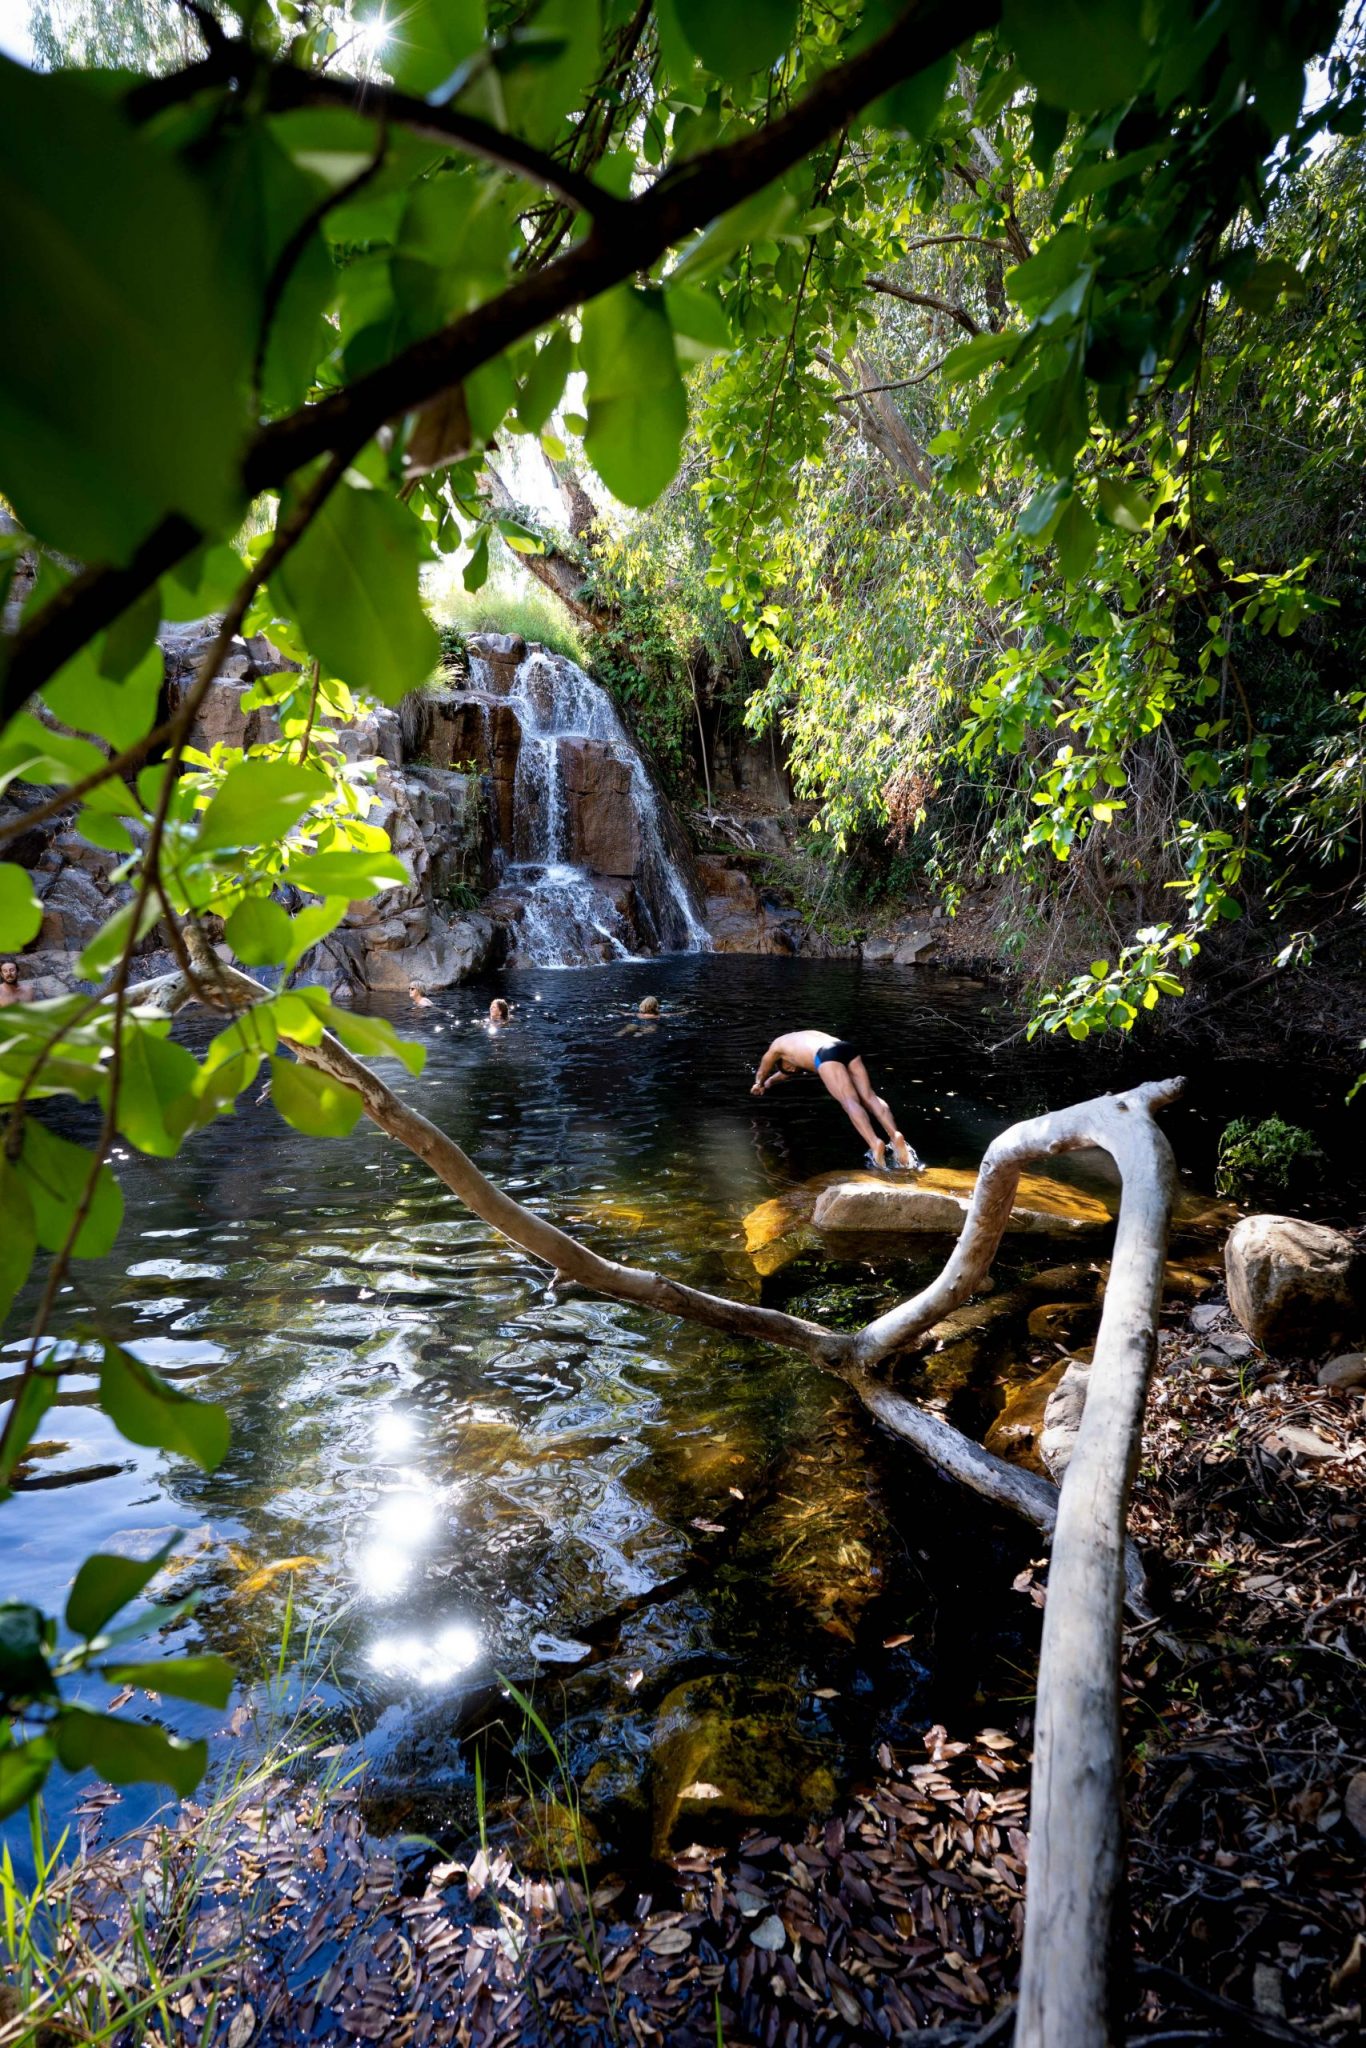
751,1030,919,1171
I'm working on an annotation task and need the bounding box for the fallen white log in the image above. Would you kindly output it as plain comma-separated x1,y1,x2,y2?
1013,1079,1180,2048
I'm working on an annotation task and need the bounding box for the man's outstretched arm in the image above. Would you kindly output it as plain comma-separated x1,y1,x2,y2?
751,1044,785,1096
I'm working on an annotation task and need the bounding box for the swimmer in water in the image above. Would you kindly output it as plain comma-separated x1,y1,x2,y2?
489,998,510,1023
409,984,432,1008
0,961,34,1007
750,1030,919,1171
617,993,662,1037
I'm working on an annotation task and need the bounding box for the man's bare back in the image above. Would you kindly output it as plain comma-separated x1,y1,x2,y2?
751,1030,918,1170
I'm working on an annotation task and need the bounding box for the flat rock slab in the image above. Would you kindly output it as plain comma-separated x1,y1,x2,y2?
811,1167,1112,1237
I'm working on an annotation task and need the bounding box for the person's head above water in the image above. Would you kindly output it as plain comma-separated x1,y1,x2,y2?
638,995,660,1016
0,962,17,985
489,998,510,1022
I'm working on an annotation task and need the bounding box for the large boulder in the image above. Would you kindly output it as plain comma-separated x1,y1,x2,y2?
812,1167,1112,1237
1226,1215,1364,1356
361,914,495,991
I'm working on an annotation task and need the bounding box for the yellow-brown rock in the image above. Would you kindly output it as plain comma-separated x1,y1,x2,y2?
811,1166,1112,1237
983,1360,1070,1474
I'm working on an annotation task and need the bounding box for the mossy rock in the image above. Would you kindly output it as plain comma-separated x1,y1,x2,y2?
650,1675,837,1857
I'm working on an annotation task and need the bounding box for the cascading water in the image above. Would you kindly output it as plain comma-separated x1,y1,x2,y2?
467,645,710,967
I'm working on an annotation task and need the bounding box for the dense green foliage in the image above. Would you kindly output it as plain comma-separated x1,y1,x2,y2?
1215,1114,1323,1200
0,0,1361,1817
654,18,1366,1017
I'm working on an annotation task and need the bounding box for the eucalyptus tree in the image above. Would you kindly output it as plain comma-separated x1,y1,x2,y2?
0,3,1358,2040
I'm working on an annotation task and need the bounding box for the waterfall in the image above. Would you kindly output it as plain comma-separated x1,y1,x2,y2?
466,644,710,968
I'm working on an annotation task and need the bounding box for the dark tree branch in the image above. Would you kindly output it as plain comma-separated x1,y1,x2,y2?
258,63,630,224
865,273,983,334
5,0,1000,718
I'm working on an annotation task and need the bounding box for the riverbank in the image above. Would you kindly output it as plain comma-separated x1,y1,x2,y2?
13,1296,1361,2047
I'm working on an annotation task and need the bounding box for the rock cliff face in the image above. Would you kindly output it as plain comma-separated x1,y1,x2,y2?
2,624,716,994
3,616,949,993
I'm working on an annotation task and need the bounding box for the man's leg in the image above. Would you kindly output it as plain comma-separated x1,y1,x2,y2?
817,1063,887,1165
849,1059,914,1167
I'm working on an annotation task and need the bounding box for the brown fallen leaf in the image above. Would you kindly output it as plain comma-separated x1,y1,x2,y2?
647,1925,693,1955
883,1634,914,1649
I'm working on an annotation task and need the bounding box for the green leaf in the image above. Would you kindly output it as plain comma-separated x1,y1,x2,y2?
0,60,250,562
1055,494,1098,582
463,531,490,591
1230,256,1308,314
1018,478,1071,540
666,0,796,81
0,1603,54,1701
117,1023,200,1158
516,325,572,433
323,1007,427,1078
269,1056,363,1138
225,896,294,967
19,1123,123,1259
0,1155,36,1331
870,51,954,138
380,0,486,96
497,0,601,143
664,282,733,362
1097,475,1152,532
75,892,163,982
196,758,330,854
581,288,687,508
200,1007,280,1077
1006,224,1090,310
1003,0,1148,111
0,861,41,951
55,1708,207,1798
272,992,327,1044
0,1373,54,1489
99,1343,230,1471
282,900,349,971
272,484,439,705
76,810,138,854
66,1539,178,1640
44,641,162,753
101,1654,234,1708
162,544,247,624
0,1736,54,1818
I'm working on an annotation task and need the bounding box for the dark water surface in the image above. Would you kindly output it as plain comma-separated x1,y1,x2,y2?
6,958,1362,1861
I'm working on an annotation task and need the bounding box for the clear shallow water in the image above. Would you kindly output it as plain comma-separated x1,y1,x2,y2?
5,958,1362,1858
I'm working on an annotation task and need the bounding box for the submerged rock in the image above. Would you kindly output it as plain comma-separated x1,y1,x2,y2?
649,1675,837,1857
1226,1214,1364,1356
983,1360,1069,1474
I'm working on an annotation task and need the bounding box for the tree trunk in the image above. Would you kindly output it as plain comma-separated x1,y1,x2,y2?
1014,1084,1179,2048
482,465,614,632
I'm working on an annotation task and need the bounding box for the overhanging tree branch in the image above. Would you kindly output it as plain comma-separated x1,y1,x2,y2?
5,0,1001,718
865,273,984,334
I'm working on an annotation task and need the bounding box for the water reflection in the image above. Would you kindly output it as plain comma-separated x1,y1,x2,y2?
369,1621,482,1687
